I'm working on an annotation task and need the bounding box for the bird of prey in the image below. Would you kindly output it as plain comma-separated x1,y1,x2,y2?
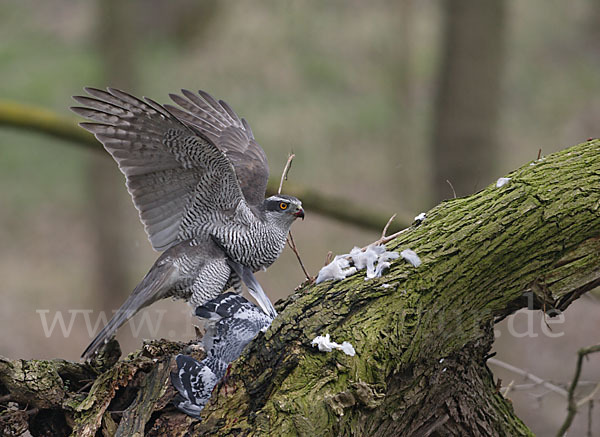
71,87,303,359
171,291,274,418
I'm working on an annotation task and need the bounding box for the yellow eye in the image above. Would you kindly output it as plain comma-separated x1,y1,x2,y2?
279,202,288,210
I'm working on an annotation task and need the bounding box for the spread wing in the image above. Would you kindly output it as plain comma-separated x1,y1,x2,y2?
71,87,247,251
165,90,269,207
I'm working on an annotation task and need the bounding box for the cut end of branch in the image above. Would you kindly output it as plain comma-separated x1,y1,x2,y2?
278,153,295,195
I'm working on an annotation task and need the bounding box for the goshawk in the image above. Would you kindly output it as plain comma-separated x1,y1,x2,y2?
71,88,303,359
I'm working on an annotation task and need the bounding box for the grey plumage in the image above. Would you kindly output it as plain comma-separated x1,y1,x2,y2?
171,292,274,418
72,88,303,359
171,355,216,418
71,87,303,259
227,258,277,319
197,291,274,371
81,237,235,360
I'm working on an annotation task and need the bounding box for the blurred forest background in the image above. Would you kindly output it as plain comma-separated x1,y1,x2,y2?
0,0,599,434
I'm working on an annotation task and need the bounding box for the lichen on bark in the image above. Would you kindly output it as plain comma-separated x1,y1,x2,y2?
0,140,599,436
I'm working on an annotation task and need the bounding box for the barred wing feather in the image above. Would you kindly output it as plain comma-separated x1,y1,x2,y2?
71,87,248,251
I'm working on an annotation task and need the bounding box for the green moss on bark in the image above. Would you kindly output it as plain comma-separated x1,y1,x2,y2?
0,141,598,436
195,140,600,436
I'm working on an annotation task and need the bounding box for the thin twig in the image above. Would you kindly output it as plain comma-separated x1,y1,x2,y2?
324,251,333,267
381,214,397,239
577,381,600,408
502,380,515,399
446,179,457,199
276,153,311,281
361,212,411,249
557,344,600,437
537,148,542,160
488,358,568,398
510,383,539,391
287,232,312,282
542,299,553,332
278,153,295,195
368,228,410,248
508,382,595,392
529,389,552,403
587,400,593,437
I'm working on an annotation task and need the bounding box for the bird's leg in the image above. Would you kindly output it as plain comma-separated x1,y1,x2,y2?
227,260,277,319
222,364,235,396
211,363,236,402
210,378,222,404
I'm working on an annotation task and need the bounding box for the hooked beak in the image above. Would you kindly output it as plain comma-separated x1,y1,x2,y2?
294,208,305,220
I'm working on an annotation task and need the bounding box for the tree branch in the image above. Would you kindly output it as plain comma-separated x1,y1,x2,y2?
1,140,599,436
0,100,98,149
488,358,568,398
557,344,600,437
0,99,410,232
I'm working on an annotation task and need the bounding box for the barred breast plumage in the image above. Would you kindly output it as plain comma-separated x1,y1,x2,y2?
72,88,303,359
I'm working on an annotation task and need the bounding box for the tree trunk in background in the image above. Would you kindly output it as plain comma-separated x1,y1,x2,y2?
394,0,432,213
88,0,137,326
141,0,220,48
581,1,600,137
397,0,413,108
85,0,221,351
431,0,507,202
588,0,600,51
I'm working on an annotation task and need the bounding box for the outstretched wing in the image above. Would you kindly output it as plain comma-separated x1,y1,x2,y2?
165,90,269,207
71,87,247,251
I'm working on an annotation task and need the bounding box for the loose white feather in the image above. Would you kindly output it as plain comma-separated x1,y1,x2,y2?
414,212,427,222
400,249,421,267
316,256,357,284
496,177,511,188
316,244,400,283
311,333,356,357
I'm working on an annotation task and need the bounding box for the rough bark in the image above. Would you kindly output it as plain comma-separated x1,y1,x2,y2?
1,140,599,437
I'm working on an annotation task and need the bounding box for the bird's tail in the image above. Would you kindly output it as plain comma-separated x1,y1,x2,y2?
81,260,175,360
170,354,218,419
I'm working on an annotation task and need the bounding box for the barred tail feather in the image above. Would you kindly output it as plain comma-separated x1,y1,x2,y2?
81,261,175,360
171,354,218,419
226,260,277,319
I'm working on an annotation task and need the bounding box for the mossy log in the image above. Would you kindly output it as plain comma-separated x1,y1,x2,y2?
1,140,599,437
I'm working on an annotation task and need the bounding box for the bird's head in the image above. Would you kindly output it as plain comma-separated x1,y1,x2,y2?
263,195,304,228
